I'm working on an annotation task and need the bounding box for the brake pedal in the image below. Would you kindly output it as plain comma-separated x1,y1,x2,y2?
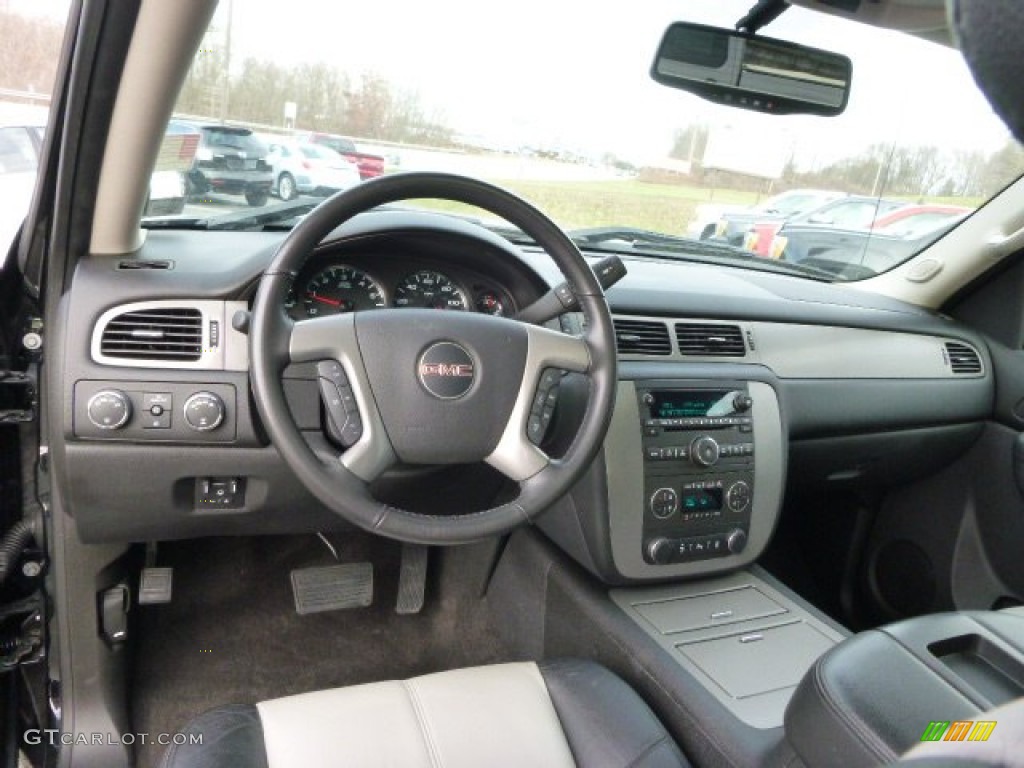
291,563,373,615
396,543,429,615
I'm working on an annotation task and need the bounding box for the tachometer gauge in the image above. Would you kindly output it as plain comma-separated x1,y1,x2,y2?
393,271,468,311
298,265,385,318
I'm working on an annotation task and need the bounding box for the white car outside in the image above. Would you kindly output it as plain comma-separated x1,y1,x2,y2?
265,140,362,201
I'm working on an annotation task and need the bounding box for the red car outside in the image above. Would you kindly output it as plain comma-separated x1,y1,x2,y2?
307,133,385,180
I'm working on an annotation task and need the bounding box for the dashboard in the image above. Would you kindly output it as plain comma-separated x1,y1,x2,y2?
54,209,995,583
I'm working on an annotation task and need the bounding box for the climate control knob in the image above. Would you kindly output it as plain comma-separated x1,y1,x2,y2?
727,528,748,554
183,392,225,432
87,390,132,430
649,488,679,519
645,537,676,565
690,436,720,467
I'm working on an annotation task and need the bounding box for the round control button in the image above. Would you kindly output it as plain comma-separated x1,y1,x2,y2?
649,487,679,519
183,392,225,432
732,393,753,412
87,390,132,430
645,537,676,565
690,436,720,467
726,481,752,512
727,528,748,554
149,404,164,417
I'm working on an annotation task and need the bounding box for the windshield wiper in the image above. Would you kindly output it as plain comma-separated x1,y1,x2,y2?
141,199,320,231
567,226,837,281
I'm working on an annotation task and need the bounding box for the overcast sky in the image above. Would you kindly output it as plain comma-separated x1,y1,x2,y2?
14,0,1018,168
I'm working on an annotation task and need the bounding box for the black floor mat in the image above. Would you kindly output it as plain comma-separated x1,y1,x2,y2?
131,534,512,768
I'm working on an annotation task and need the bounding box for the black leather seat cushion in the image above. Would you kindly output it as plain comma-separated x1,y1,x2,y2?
162,659,689,768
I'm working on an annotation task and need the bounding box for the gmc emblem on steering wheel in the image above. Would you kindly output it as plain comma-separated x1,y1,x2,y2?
417,342,476,399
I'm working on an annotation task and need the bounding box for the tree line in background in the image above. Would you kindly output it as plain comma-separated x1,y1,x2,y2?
672,123,1024,200
0,10,65,96
176,25,454,146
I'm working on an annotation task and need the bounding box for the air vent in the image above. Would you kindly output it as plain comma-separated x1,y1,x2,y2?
613,318,671,356
675,323,746,357
117,259,173,270
100,307,203,362
945,342,982,374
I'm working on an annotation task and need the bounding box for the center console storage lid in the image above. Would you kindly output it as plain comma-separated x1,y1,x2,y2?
784,610,1024,767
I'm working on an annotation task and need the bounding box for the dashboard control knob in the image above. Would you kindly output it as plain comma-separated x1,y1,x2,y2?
649,487,679,519
645,537,676,565
726,480,752,512
87,390,132,430
183,392,225,432
727,528,748,554
690,436,720,467
641,392,655,406
732,393,753,412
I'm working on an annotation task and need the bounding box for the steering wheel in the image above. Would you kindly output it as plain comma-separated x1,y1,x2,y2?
249,173,617,544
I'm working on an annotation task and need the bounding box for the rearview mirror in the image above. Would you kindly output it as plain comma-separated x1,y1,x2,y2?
651,22,852,117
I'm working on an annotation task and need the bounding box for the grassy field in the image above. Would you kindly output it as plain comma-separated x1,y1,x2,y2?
406,179,762,236
403,178,983,236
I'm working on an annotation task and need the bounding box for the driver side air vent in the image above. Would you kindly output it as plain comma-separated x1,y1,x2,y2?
675,323,746,357
945,342,982,375
613,318,671,356
100,307,203,362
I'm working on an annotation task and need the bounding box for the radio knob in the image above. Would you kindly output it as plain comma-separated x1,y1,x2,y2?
645,537,676,565
726,480,752,512
87,390,132,430
733,393,753,412
727,528,748,554
649,488,679,519
690,436,720,467
183,392,225,432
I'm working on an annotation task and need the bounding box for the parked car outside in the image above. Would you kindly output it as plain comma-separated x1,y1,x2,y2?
184,124,273,207
306,133,386,179
265,139,362,201
771,204,974,262
743,195,906,256
710,188,845,246
685,202,748,239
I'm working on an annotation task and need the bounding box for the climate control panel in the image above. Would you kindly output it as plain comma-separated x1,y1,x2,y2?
637,384,755,565
74,381,236,442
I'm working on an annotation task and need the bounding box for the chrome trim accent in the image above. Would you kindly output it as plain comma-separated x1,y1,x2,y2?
484,325,590,483
90,300,249,371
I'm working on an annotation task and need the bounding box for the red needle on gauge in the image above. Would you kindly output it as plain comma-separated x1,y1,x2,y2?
308,293,342,307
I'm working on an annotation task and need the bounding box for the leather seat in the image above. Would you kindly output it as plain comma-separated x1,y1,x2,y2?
160,659,690,768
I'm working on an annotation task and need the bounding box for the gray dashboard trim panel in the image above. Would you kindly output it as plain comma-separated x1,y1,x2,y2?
606,380,785,580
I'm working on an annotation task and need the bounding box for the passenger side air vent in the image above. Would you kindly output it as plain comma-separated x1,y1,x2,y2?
116,259,174,270
675,323,746,357
945,342,982,374
613,318,671,356
100,307,203,362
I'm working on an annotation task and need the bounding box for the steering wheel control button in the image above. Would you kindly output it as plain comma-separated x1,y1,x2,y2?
87,390,132,430
183,392,225,432
528,367,565,445
690,435,721,467
649,487,679,519
417,342,476,399
726,481,752,513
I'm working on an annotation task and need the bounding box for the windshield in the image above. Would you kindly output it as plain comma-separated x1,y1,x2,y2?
135,0,1023,282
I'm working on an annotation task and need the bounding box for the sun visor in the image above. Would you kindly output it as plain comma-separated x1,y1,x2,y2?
786,0,953,45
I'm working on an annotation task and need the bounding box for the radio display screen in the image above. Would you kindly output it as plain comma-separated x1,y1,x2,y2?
682,488,723,512
651,390,732,419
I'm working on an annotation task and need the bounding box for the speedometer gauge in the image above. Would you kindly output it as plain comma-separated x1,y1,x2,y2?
393,271,468,311
297,265,385,318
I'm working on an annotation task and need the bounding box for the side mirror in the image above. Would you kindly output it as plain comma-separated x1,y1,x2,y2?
651,22,852,117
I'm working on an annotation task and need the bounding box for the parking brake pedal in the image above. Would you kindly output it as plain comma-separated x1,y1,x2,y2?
138,567,173,605
396,544,429,615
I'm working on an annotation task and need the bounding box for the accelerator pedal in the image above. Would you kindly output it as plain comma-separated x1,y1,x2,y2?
291,563,373,615
396,543,429,615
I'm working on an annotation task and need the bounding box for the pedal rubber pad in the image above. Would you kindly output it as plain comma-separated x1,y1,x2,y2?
138,567,173,605
396,543,428,615
291,563,373,615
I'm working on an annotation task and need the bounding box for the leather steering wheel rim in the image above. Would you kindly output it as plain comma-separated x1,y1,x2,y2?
249,172,617,544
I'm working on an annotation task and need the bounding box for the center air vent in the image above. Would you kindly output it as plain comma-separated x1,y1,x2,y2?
675,323,746,357
100,307,203,362
613,318,671,356
945,342,982,374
